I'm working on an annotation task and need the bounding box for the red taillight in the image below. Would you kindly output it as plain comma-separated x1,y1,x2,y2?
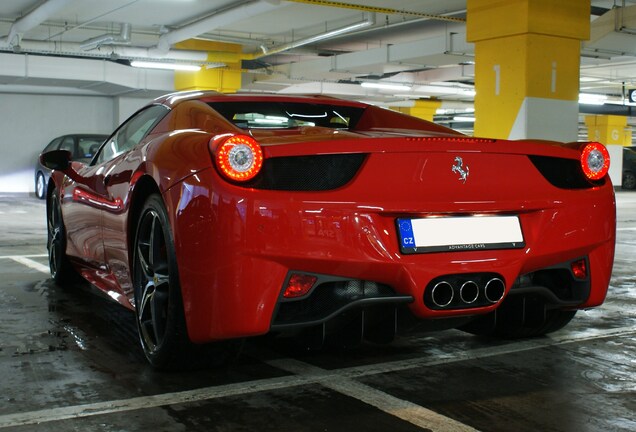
215,135,263,182
580,142,610,180
571,259,587,280
283,274,317,299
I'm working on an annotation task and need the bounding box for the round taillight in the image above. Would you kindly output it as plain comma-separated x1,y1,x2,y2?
580,142,610,180
215,135,263,182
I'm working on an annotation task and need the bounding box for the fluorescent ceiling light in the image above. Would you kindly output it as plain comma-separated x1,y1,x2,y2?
453,116,476,122
361,82,412,91
131,61,201,71
578,93,607,105
412,85,476,97
253,116,290,125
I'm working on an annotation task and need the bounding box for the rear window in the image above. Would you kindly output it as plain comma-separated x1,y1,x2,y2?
207,101,364,130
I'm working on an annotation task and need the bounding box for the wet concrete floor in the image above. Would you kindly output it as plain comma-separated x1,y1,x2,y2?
0,192,634,432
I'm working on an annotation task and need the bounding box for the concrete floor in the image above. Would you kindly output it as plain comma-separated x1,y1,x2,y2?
0,192,634,432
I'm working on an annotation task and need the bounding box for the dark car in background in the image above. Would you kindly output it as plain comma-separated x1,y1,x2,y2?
624,146,636,190
35,134,108,199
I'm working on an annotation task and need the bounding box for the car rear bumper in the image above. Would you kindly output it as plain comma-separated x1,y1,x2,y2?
165,167,616,343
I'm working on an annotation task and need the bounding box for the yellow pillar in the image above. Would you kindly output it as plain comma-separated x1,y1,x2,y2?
391,99,442,122
173,40,243,93
467,0,590,141
585,115,632,146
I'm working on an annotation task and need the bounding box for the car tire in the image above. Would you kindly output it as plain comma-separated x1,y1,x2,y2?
132,194,238,370
47,189,77,284
35,172,46,200
623,171,636,190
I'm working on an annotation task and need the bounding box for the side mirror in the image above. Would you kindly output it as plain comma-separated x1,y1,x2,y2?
40,150,72,171
39,150,84,183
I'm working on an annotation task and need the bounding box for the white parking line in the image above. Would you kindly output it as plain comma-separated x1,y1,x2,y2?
0,325,632,429
0,254,48,259
8,256,50,274
341,326,636,379
267,358,477,432
0,375,311,429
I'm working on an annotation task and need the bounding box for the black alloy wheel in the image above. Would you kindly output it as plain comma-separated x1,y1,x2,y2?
36,172,46,199
133,194,195,369
133,194,241,369
47,189,75,284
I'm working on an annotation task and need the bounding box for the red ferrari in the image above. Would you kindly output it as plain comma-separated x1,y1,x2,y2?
41,91,616,369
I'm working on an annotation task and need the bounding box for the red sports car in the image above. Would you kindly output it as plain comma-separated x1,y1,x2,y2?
41,91,616,369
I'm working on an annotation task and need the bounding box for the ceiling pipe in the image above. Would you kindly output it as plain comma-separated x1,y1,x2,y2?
0,2,366,65
256,12,375,59
0,11,371,66
3,0,75,47
285,0,465,23
0,39,212,64
156,0,283,53
80,23,132,51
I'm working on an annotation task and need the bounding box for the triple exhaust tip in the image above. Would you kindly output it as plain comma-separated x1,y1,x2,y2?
431,278,505,308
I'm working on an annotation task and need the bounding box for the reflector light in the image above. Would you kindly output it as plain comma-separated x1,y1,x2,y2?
216,135,263,182
283,274,317,298
571,259,587,280
580,142,610,180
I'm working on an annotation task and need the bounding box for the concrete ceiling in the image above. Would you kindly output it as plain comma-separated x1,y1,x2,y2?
1,0,636,110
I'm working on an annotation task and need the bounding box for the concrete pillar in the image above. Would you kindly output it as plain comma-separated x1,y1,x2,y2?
467,0,590,141
585,115,632,146
174,40,242,93
391,99,442,122
585,115,631,187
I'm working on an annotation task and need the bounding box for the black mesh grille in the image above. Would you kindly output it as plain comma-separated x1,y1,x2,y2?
245,153,367,191
528,155,603,189
510,259,591,305
273,280,399,326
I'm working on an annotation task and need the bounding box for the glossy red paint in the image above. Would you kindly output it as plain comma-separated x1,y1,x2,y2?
45,91,616,345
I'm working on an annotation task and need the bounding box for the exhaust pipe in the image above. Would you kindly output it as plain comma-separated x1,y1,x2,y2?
431,281,454,307
484,278,506,303
459,280,479,304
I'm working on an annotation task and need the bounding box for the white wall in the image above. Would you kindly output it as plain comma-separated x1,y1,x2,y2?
0,94,152,193
114,96,154,125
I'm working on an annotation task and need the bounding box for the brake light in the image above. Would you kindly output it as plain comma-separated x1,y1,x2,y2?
215,135,263,182
580,142,610,180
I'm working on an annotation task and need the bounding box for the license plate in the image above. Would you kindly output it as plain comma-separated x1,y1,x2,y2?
397,215,525,254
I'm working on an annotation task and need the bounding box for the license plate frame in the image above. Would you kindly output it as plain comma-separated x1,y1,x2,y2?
396,215,525,254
